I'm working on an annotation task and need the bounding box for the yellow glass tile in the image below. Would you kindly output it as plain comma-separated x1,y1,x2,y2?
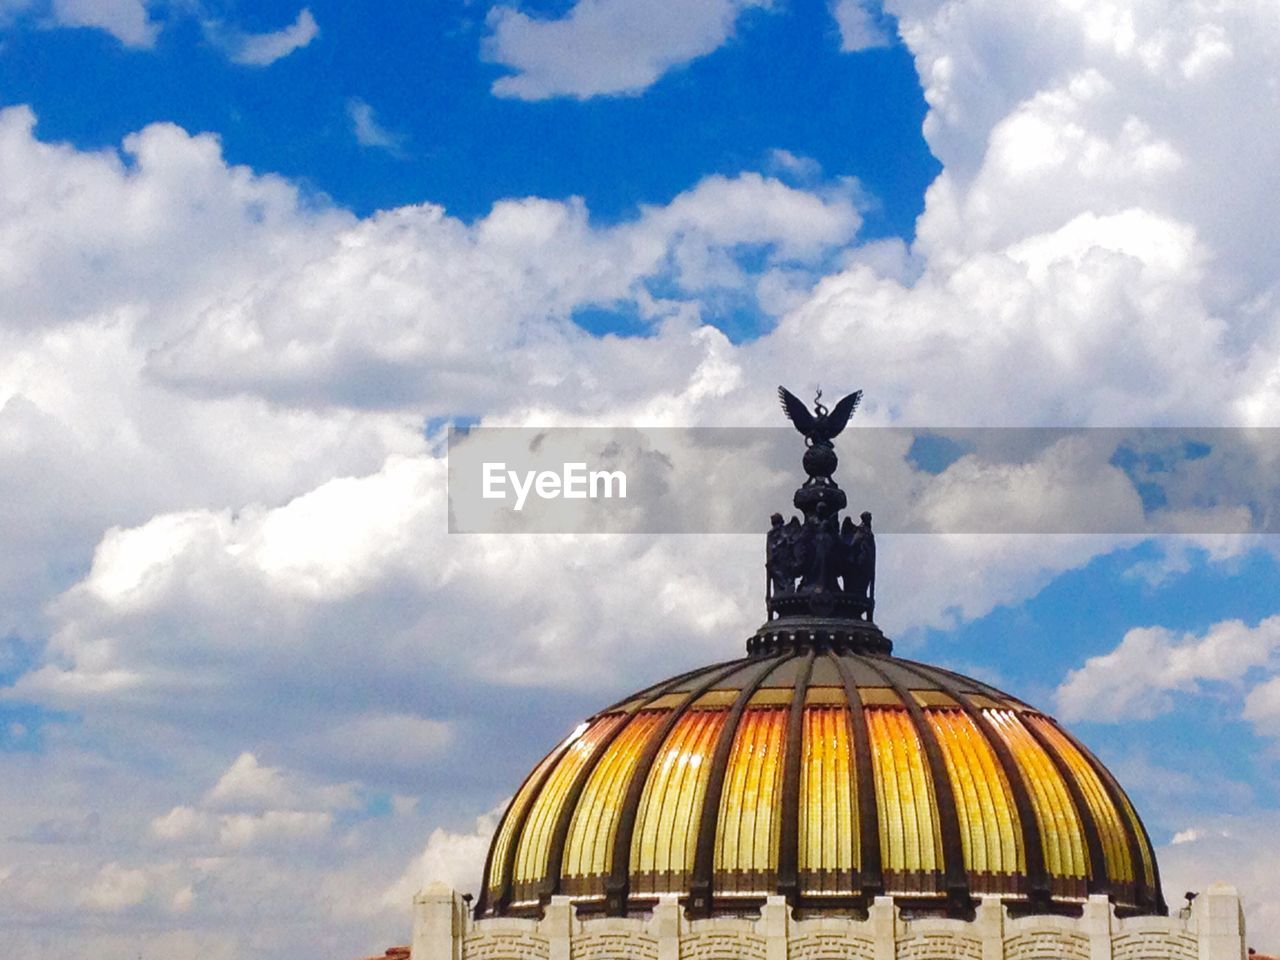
836,706,857,874
646,692,691,710
691,689,740,709
912,690,959,708
511,713,629,895
631,709,726,893
867,707,941,885
985,709,1088,881
926,708,1022,880
805,686,847,705
715,711,756,876
800,706,856,893
960,710,1023,873
1113,779,1156,889
485,722,584,898
860,687,902,707
748,688,795,706
715,707,787,893
561,710,669,888
1029,717,1134,884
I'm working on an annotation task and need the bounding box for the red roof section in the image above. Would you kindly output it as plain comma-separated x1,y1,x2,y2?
357,947,409,960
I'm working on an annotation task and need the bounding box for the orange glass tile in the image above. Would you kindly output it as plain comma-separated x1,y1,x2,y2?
985,709,1088,881
799,706,856,893
510,713,629,898
630,708,726,894
1029,717,1142,886
485,720,589,898
714,707,788,894
561,709,670,891
867,706,942,886
926,708,1023,880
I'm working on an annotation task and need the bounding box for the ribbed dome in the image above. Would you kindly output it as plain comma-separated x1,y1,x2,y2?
476,648,1164,920
476,386,1166,922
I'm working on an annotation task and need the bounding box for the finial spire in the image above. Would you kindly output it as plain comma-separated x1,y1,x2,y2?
752,385,887,656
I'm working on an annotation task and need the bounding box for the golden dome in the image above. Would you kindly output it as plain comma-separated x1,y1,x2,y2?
476,648,1164,920
476,386,1165,921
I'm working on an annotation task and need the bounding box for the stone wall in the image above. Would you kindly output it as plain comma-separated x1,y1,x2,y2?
410,885,1244,960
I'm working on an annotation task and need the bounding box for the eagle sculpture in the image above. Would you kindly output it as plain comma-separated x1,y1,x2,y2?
778,385,862,447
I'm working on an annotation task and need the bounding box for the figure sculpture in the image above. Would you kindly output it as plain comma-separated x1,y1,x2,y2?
766,385,876,622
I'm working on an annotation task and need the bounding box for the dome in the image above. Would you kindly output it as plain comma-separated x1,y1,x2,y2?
475,647,1164,920
475,386,1165,922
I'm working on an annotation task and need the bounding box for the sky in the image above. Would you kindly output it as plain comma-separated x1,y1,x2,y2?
1,0,1280,957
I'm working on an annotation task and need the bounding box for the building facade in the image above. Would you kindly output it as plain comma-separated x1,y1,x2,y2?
412,884,1245,960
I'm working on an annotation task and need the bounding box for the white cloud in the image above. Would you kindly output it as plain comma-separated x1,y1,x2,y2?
347,98,407,156
206,7,319,67
82,862,150,911
51,0,157,47
484,0,768,100
206,753,293,810
218,810,333,848
3,0,1280,952
151,805,215,843
1159,815,1280,950
140,171,860,410
147,753,361,854
831,0,892,52
384,805,505,907
1056,616,1280,722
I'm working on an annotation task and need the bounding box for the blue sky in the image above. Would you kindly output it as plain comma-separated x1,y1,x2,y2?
2,0,1280,957
1,0,935,239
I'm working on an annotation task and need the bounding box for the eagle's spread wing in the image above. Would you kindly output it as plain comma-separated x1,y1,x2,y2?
825,390,863,438
778,386,815,436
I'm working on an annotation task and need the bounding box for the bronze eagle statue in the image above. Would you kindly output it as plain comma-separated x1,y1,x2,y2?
778,385,862,447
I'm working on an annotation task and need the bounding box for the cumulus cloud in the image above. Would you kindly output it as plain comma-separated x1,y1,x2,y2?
484,0,768,100
150,753,360,849
50,0,157,47
383,805,505,907
347,98,407,156
831,0,892,52
1056,616,1280,722
1159,814,1280,950
3,0,1280,953
82,862,151,911
141,171,861,410
205,7,319,67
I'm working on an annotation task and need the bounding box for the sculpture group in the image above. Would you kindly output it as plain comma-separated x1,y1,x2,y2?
767,506,875,604
767,385,876,619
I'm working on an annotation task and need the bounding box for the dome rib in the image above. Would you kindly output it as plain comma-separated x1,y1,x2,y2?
688,653,796,917
478,716,579,918
828,651,882,899
860,657,969,911
1017,709,1111,898
890,658,1051,904
1053,720,1165,913
542,657,750,905
775,650,817,904
480,656,746,917
602,656,758,915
